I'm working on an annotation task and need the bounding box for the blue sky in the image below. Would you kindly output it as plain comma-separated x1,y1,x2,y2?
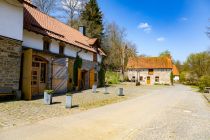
98,0,210,62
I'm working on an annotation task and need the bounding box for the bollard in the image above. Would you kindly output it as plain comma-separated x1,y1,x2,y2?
118,88,124,96
92,84,97,93
44,92,50,105
66,95,72,109
104,86,108,94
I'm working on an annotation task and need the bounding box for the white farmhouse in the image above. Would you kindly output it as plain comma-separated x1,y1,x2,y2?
0,0,105,100
127,57,174,85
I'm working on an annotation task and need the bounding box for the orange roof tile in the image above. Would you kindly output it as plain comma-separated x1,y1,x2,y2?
23,1,105,56
127,57,173,69
172,65,180,76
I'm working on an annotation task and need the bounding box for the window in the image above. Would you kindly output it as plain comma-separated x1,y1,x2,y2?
59,45,65,55
155,76,159,82
140,76,143,81
43,40,50,52
93,53,97,62
148,69,154,75
40,63,46,83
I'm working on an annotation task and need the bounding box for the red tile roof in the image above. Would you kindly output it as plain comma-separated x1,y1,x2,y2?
127,57,173,69
23,1,105,55
172,65,180,76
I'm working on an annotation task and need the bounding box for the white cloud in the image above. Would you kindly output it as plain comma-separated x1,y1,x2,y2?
138,22,152,33
156,37,165,42
181,17,188,21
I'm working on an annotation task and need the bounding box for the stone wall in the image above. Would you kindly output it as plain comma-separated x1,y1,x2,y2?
0,36,22,90
127,68,172,85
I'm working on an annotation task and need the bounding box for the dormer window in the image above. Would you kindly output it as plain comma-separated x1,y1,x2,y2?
59,42,65,55
43,37,51,52
43,41,50,51
59,46,64,55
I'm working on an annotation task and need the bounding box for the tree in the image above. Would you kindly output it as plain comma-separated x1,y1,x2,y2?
80,0,103,39
102,22,137,73
186,52,210,78
174,60,182,72
32,0,57,15
159,50,172,58
61,0,88,27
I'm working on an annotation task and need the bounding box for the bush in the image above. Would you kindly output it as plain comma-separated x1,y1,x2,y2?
105,71,120,84
98,67,105,87
73,55,82,87
198,75,210,91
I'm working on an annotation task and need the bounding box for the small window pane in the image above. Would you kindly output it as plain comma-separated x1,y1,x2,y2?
40,63,46,83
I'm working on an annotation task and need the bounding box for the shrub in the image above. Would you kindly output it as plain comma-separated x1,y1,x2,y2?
73,55,82,87
98,67,105,87
198,75,210,91
105,71,120,85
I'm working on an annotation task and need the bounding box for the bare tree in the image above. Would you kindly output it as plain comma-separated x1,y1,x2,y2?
103,22,137,76
61,0,88,26
32,0,57,15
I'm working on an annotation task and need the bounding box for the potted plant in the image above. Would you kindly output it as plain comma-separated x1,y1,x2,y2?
66,93,73,108
44,90,54,105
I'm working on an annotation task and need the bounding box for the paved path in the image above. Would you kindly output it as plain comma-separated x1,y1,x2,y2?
0,85,210,140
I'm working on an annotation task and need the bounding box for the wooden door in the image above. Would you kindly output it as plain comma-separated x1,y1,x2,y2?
52,58,68,93
147,76,151,85
89,69,95,88
31,56,48,96
31,67,40,96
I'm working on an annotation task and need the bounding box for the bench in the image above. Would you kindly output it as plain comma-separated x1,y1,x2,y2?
0,88,14,96
204,87,210,93
0,88,21,100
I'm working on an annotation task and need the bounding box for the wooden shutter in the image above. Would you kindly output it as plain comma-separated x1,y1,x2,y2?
22,49,32,100
89,69,95,88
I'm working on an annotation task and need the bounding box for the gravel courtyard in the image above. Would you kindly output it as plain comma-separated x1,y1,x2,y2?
0,84,209,140
0,83,165,130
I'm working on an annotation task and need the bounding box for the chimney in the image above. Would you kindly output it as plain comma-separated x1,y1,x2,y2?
79,26,86,36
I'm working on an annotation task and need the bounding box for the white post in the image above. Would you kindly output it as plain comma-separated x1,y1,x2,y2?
66,95,72,108
92,84,97,93
118,88,124,96
104,86,108,94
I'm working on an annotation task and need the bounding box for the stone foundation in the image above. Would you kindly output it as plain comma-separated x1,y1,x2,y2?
0,36,22,90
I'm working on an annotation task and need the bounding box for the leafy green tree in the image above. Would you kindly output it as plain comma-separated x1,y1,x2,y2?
198,75,210,91
81,0,103,39
159,50,172,58
186,52,210,78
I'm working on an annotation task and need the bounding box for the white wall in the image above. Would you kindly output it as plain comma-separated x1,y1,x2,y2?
97,54,102,63
64,45,77,57
127,68,172,85
23,30,43,50
174,76,179,81
0,0,23,40
79,51,93,62
23,30,94,61
50,40,59,54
